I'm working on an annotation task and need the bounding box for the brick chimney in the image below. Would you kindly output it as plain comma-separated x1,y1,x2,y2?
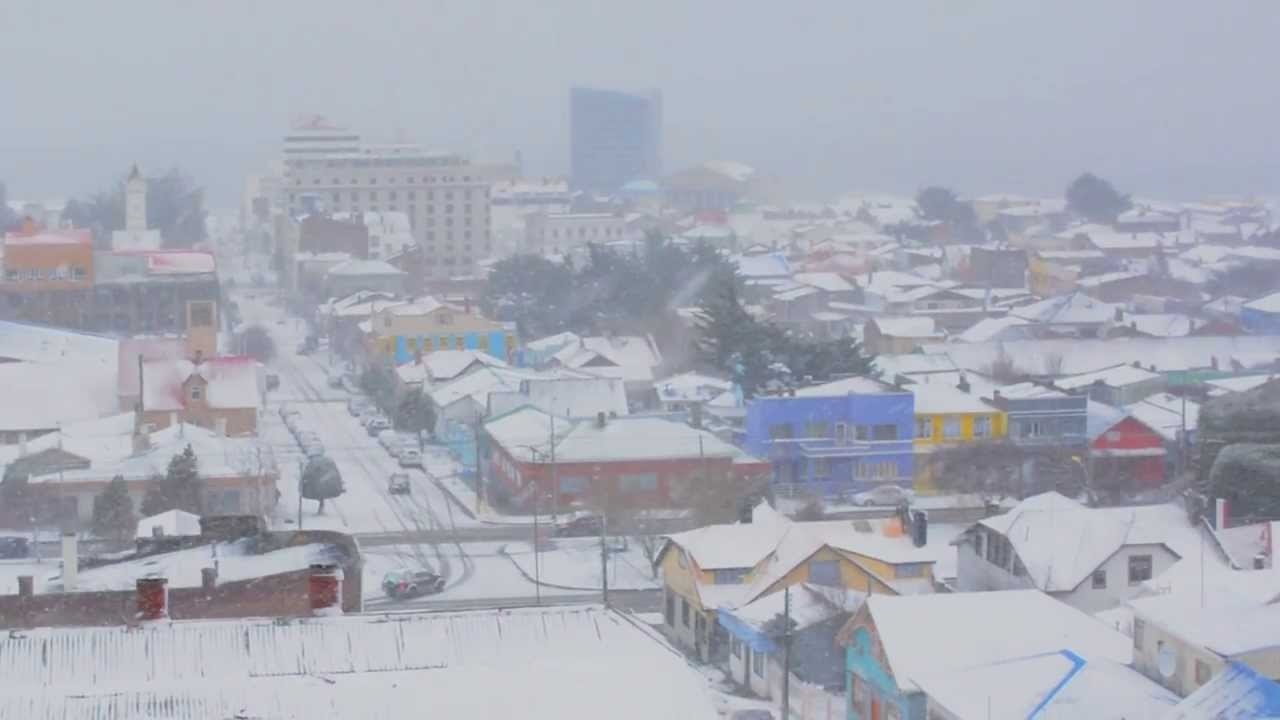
17,576,33,598
136,577,169,621
308,564,343,616
201,567,218,591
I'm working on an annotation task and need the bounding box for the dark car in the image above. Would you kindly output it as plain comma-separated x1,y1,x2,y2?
0,536,30,559
382,569,445,600
553,514,603,537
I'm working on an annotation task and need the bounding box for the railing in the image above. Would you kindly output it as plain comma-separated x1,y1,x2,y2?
766,436,910,459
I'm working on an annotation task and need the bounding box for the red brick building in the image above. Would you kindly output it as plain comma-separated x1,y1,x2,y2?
481,406,769,512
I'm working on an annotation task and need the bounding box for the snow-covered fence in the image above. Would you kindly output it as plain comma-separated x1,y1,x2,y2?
766,664,844,720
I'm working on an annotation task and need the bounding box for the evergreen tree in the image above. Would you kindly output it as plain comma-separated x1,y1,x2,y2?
301,456,345,514
395,392,436,435
139,446,203,516
91,475,138,546
1065,172,1132,223
140,475,169,518
694,266,761,370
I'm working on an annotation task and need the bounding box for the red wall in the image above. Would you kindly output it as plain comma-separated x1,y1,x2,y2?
1091,416,1167,487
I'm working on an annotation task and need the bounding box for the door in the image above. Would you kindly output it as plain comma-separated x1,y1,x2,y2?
871,698,881,720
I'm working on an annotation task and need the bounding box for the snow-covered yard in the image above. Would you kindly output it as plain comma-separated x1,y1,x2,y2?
360,541,592,605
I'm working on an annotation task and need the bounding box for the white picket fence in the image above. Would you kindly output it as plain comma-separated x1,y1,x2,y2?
766,665,844,720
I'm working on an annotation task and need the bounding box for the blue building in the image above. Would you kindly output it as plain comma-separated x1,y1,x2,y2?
570,86,662,194
1242,292,1280,335
743,376,914,497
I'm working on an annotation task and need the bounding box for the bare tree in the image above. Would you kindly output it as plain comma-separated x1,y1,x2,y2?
1042,351,1066,377
672,469,770,527
983,344,1025,384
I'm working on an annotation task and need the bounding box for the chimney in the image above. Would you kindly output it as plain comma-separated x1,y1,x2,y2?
17,575,33,598
1114,307,1124,322
136,577,169,621
690,403,704,429
60,533,78,591
309,564,344,616
956,373,970,393
595,411,607,429
911,510,928,548
193,348,204,365
1255,553,1268,571
201,567,218,591
1210,356,1220,371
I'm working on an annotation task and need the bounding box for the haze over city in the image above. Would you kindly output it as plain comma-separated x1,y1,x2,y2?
3,1,1279,204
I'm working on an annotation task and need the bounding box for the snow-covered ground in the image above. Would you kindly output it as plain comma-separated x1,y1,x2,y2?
502,538,661,591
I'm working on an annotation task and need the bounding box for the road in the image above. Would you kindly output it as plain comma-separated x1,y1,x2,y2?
362,589,661,614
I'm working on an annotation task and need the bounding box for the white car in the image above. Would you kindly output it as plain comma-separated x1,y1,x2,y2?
399,448,422,468
852,485,914,507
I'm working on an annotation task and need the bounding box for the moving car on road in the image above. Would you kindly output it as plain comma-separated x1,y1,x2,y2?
553,514,604,537
851,484,914,507
366,416,391,436
399,448,422,468
388,472,411,495
381,568,444,600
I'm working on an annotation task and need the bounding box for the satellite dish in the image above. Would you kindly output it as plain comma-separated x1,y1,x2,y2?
1157,643,1177,679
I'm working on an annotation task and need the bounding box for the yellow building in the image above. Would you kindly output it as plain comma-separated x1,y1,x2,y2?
361,297,516,366
910,382,1006,493
656,507,939,660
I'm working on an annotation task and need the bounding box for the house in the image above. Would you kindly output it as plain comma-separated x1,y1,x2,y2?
653,372,733,413
917,650,1176,720
0,605,719,720
540,333,664,401
394,349,508,395
1085,403,1168,491
323,258,406,297
909,382,1005,493
1054,362,1165,405
140,355,262,436
1009,291,1120,338
0,322,120,444
1125,392,1200,449
743,376,915,497
0,415,278,526
1242,292,1280,334
953,316,1034,344
363,297,516,366
485,374,629,420
482,405,768,513
968,245,1028,288
1130,595,1280,698
836,590,1133,720
954,492,1202,613
863,316,945,355
986,382,1087,452
718,584,862,705
1166,661,1280,718
1027,249,1111,296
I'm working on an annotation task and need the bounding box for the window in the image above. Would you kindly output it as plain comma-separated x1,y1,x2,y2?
619,473,658,493
854,425,870,441
752,648,765,678
915,417,933,439
1133,618,1145,647
557,475,588,493
834,423,848,444
973,416,992,439
851,674,868,713
731,636,742,659
1091,568,1107,589
1021,420,1044,438
812,458,831,477
896,563,927,578
664,592,675,626
190,384,203,401
681,598,690,627
872,424,898,441
1195,659,1212,685
713,568,746,584
804,421,829,438
943,417,961,439
809,559,840,586
1128,554,1153,584
768,424,794,440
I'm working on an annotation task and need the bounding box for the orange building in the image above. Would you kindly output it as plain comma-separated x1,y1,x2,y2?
2,229,94,290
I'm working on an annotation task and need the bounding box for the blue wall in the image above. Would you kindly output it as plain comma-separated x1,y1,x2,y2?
391,331,511,365
846,626,922,720
743,391,914,495
1242,306,1280,335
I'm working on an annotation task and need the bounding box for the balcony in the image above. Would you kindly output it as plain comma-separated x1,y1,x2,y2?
765,436,910,460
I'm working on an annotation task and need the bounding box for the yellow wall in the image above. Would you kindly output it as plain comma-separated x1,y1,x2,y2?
659,545,716,610
913,411,1007,447
754,546,900,599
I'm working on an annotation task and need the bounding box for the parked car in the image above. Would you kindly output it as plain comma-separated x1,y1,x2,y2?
399,448,422,468
328,372,345,389
347,398,373,416
304,442,325,458
553,514,604,537
388,472,411,495
378,429,402,453
851,484,914,507
0,536,30,559
296,431,321,448
265,373,280,391
381,569,444,600
366,417,391,436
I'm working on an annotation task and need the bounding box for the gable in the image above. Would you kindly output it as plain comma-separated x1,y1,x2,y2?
837,608,901,693
5,446,92,479
1092,416,1165,450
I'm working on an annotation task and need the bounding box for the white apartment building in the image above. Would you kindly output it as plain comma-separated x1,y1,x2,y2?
280,120,493,279
523,212,628,254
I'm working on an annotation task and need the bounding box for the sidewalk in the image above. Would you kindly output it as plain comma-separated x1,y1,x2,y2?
500,539,660,592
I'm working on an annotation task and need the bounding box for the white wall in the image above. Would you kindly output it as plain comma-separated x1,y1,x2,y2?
954,540,1037,593
1061,543,1180,614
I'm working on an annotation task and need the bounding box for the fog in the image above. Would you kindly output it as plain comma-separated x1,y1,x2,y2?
2,0,1278,204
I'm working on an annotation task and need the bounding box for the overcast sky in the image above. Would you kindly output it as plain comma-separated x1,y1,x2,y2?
2,1,1278,207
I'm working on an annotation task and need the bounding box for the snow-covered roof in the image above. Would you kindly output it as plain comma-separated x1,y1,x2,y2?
1055,363,1162,390
977,494,1197,592
141,356,261,411
416,349,508,382
654,372,732,404
0,320,116,365
547,335,663,384
910,383,996,415
1124,313,1195,338
1077,270,1144,288
923,335,1280,377
0,359,120,433
1169,661,1280,720
874,353,958,378
0,606,718,720
135,509,202,539
702,159,757,182
870,316,944,339
428,366,552,409
793,376,898,397
992,381,1070,400
915,650,1176,719
792,271,854,293
954,316,1032,344
728,583,864,634
1125,393,1200,441
1244,291,1280,314
859,590,1133,693
1206,374,1277,395
733,251,791,278
325,258,405,277
1131,595,1280,657
143,251,217,275
663,503,791,572
1010,292,1119,325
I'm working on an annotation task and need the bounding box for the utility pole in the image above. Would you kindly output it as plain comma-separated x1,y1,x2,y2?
781,585,793,720
600,499,609,607
297,459,305,530
549,415,558,522
533,473,541,606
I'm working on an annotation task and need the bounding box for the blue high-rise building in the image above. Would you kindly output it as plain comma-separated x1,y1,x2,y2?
570,87,662,194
